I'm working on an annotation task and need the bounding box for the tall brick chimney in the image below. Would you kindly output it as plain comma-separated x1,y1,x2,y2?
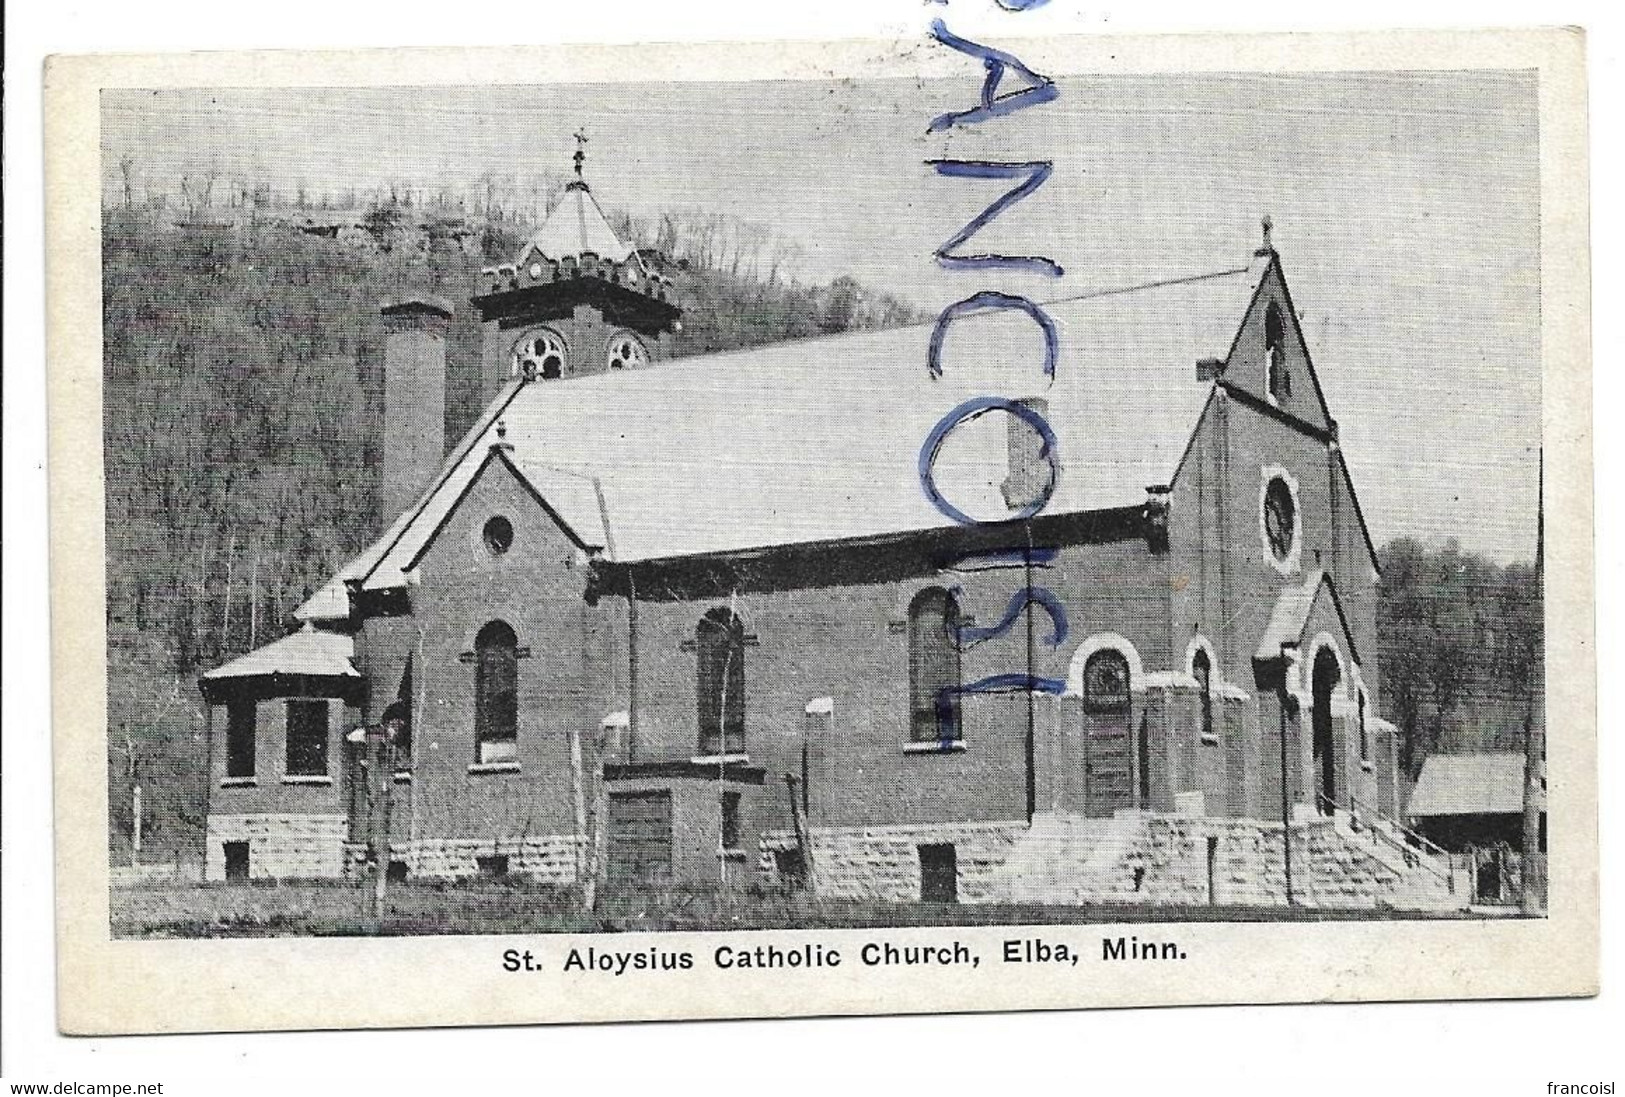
379,294,453,529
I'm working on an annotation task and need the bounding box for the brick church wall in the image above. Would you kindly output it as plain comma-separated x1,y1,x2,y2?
400,453,615,852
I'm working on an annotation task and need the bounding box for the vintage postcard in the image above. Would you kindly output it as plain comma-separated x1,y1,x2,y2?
45,24,1594,1034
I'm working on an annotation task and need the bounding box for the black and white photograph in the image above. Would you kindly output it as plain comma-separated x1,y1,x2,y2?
98,61,1551,934
30,15,1597,1045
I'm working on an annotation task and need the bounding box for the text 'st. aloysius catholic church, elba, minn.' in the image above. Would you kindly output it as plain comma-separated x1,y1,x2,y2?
198,156,1460,911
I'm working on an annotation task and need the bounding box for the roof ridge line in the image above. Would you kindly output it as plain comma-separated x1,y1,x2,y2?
595,263,1255,373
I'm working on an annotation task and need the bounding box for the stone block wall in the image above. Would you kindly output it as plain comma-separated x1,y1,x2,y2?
342,834,583,883
205,813,348,880
761,810,1461,912
403,835,582,882
759,821,1027,903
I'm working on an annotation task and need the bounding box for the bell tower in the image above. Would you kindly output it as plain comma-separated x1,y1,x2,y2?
467,132,682,412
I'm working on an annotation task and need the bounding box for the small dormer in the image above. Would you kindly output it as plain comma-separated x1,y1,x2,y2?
469,132,682,400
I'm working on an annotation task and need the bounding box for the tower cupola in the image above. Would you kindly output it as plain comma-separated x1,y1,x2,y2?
469,132,681,400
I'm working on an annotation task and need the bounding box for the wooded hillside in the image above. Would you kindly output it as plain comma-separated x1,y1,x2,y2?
101,187,922,862
1376,538,1543,783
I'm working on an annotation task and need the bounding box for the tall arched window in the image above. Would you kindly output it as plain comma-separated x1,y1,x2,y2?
475,621,519,764
382,699,412,766
1192,648,1214,741
1265,302,1290,400
697,608,746,756
910,588,963,743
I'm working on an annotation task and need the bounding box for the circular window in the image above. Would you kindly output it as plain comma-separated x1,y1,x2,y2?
512,330,566,380
482,515,514,556
606,332,650,371
1262,475,1297,564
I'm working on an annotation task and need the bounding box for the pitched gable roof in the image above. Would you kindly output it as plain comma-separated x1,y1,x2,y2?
385,267,1251,585
393,447,610,574
300,262,1287,618
1221,251,1340,435
296,376,531,621
1255,569,1361,665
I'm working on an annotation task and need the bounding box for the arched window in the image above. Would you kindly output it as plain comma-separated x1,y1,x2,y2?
475,621,519,764
511,329,567,381
909,588,962,743
606,331,650,371
382,699,412,765
697,608,746,756
1083,650,1131,714
1265,302,1290,400
1192,648,1214,741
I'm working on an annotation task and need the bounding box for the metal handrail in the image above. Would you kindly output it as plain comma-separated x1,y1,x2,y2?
1315,791,1454,889
1349,793,1453,862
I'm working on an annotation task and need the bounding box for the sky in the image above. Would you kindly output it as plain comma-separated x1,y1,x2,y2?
101,67,1543,562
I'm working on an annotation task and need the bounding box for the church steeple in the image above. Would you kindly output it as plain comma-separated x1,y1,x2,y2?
467,136,682,403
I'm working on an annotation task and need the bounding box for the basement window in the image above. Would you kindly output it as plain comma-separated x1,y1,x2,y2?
774,848,807,889
223,841,250,882
919,843,959,903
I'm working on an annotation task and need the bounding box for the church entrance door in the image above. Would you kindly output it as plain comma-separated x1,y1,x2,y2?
1082,650,1135,816
1311,647,1341,814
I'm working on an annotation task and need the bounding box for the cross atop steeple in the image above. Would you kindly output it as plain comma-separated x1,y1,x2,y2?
572,128,589,179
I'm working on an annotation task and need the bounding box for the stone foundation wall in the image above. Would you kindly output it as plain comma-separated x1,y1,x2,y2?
206,813,347,880
759,821,1027,902
343,835,584,883
763,811,1461,912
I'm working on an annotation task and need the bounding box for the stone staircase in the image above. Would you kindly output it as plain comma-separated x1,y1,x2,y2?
999,812,1148,904
991,809,1465,912
1323,803,1460,909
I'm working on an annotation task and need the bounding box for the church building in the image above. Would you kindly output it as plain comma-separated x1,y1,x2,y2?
198,152,1459,910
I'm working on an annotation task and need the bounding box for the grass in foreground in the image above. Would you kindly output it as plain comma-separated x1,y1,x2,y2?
110,878,1503,939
